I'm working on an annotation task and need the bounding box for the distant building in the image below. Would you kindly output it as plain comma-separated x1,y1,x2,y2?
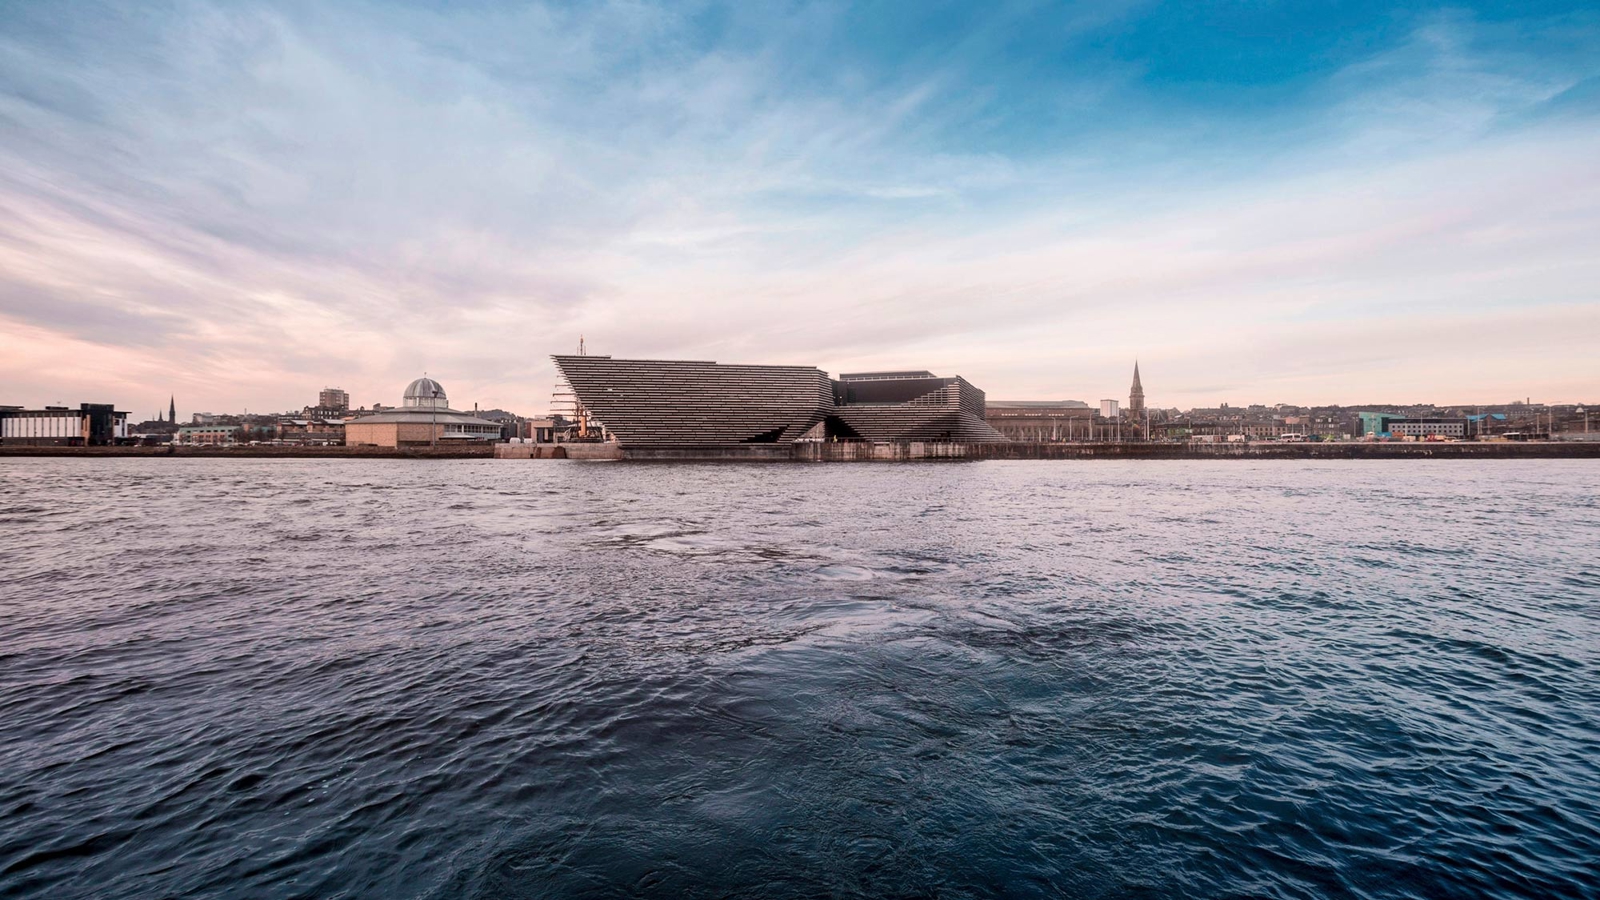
1128,362,1145,415
0,403,129,446
1387,419,1468,439
517,418,557,442
298,386,352,420
344,377,503,448
275,418,345,445
319,387,350,412
1466,413,1509,436
1100,399,1120,419
1358,412,1468,439
550,356,1006,445
985,401,1095,442
472,408,554,442
176,424,242,446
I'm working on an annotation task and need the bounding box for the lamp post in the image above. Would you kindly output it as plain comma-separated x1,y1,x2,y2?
430,386,439,450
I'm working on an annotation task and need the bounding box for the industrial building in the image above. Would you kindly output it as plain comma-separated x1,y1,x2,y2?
0,403,128,446
344,377,503,448
1359,412,1469,439
551,356,1006,446
1387,419,1468,438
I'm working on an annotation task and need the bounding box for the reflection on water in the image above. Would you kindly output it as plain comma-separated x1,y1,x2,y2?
2,459,1598,899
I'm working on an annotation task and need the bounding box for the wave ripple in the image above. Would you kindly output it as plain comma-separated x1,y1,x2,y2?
2,458,1599,899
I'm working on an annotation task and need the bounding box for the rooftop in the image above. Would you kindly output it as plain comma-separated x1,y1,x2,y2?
838,371,936,381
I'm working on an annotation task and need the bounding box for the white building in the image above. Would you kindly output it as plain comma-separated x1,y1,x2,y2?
0,404,129,446
1388,419,1467,438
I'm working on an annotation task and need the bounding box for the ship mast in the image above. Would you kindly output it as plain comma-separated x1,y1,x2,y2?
549,335,593,440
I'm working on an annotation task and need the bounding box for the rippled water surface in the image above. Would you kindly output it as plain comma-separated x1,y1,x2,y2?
3,459,1599,899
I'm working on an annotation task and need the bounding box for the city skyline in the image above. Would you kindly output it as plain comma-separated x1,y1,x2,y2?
108,360,1596,427
2,1,1597,416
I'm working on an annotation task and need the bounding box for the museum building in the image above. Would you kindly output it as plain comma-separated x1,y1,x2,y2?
551,355,1007,446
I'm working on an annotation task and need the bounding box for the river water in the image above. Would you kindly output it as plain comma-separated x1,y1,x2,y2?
2,459,1597,899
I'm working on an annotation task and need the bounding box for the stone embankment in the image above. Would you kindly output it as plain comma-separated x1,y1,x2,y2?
973,441,1600,460
499,440,1600,462
8,441,1597,461
709,440,1593,462
494,443,623,460
609,441,969,462
0,444,496,459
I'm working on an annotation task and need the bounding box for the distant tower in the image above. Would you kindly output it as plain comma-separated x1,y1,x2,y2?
318,387,350,412
1128,362,1145,415
169,395,176,424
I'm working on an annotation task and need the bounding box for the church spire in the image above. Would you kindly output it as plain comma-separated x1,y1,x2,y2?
169,395,176,424
1129,361,1145,414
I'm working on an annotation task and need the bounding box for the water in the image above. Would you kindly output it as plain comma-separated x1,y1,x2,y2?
2,459,1598,900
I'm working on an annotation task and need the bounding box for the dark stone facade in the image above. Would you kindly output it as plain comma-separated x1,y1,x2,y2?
552,357,1006,446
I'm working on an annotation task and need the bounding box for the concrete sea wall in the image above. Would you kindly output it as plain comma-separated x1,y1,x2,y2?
972,441,1600,460
494,443,623,460
8,441,1597,461
618,441,973,462
601,441,1600,462
0,444,497,459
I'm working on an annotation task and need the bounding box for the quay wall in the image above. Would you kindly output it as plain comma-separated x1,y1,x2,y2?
971,441,1600,460
0,444,497,459
494,443,624,460
7,441,1597,462
606,441,1600,462
619,441,973,462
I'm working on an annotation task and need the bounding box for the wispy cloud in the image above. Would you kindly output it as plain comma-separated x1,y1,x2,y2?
1,1,1596,415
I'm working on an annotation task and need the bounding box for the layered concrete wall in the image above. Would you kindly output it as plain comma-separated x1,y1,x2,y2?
519,440,1600,462
620,444,797,462
495,442,624,460
618,442,972,461
797,441,970,461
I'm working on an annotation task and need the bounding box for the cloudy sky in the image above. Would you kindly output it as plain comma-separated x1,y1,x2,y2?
1,1,1596,417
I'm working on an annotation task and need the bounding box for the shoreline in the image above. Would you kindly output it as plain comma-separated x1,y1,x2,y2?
0,445,496,459
4,441,1599,460
970,440,1600,461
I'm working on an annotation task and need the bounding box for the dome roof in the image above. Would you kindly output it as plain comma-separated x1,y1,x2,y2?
403,376,449,409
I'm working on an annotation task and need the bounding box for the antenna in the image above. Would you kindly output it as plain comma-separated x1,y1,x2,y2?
551,336,598,440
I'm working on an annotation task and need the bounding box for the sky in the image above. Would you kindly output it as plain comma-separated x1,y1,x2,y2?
1,0,1597,418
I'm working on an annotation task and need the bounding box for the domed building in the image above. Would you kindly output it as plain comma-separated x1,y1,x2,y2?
344,376,503,448
403,377,449,409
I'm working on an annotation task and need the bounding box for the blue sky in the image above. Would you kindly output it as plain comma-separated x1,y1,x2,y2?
1,0,1596,415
